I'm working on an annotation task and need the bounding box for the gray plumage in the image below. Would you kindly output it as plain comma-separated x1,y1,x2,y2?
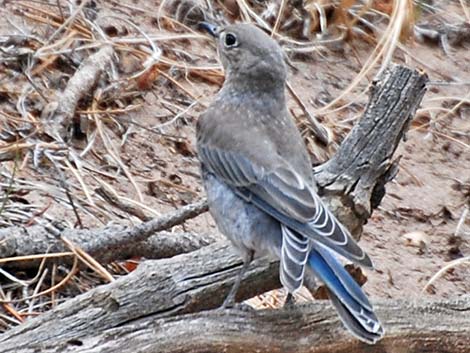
197,22,384,344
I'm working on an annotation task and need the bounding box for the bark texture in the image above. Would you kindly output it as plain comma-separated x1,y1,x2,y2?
8,296,468,353
0,243,281,351
2,241,468,353
0,200,209,267
315,66,428,237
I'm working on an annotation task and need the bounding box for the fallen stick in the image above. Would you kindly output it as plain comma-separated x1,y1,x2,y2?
40,45,115,140
0,200,209,266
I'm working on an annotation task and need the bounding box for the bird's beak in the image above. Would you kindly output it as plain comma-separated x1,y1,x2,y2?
199,22,219,38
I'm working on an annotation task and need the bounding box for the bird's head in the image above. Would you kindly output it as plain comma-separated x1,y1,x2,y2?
200,22,287,91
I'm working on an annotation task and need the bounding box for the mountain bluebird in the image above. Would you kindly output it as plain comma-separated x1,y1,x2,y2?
197,22,384,344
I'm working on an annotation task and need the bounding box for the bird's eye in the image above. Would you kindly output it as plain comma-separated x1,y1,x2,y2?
224,33,238,47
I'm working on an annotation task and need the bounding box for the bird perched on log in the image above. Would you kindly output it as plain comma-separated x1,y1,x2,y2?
196,22,384,344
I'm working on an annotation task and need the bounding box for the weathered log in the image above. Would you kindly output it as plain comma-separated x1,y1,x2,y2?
5,296,469,353
0,243,281,351
315,66,428,237
0,65,433,352
86,296,470,353
1,242,468,352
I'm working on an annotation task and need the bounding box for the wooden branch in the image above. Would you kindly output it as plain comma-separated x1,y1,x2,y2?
93,297,470,353
40,45,115,140
315,65,428,238
1,242,468,353
0,200,209,266
0,229,218,268
0,65,434,351
0,243,281,350
5,296,468,353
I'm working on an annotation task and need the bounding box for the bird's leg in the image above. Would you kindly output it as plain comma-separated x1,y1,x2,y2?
222,250,254,309
284,292,296,309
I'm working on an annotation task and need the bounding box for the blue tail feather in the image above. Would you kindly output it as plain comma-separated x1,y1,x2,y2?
308,246,384,344
313,245,371,310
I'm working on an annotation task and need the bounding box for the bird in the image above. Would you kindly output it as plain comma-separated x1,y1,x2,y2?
196,22,384,344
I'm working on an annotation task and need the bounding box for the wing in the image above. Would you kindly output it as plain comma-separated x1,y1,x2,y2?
198,144,373,268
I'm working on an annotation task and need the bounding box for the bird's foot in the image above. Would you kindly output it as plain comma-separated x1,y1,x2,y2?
283,293,297,310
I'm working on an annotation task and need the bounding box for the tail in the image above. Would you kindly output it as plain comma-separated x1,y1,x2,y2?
308,245,384,344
